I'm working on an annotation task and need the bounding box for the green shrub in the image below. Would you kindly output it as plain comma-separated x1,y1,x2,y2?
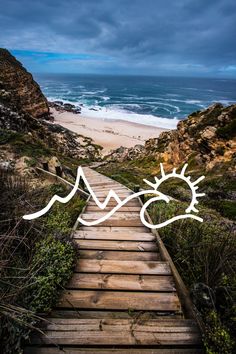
150,201,235,287
149,200,236,353
216,119,236,140
204,311,234,354
28,235,75,313
0,129,23,144
205,200,236,221
0,169,85,353
24,157,37,167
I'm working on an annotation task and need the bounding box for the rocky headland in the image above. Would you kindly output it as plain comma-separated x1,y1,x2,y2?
0,48,49,118
105,103,236,172
0,49,102,175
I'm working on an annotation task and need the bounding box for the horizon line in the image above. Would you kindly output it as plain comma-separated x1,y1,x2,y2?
33,72,236,80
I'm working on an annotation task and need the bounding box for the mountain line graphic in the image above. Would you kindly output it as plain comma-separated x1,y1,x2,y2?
23,164,205,229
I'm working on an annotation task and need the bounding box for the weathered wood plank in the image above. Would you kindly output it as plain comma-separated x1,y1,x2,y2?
79,226,148,232
86,206,141,212
82,212,140,219
88,182,122,187
25,348,203,354
40,318,198,331
78,250,160,261
67,273,175,291
41,317,195,325
91,193,132,199
76,259,170,274
57,290,181,311
75,240,157,251
74,230,155,241
92,187,130,191
47,310,182,319
30,324,200,346
79,219,144,227
88,200,140,207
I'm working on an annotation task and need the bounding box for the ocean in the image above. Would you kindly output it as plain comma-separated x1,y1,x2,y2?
35,74,236,129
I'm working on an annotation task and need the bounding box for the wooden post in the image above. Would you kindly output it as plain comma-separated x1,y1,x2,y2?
42,162,49,171
55,165,62,177
80,178,85,190
140,194,145,204
134,185,145,203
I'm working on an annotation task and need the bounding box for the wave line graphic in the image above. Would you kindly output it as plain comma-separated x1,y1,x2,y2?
23,164,205,229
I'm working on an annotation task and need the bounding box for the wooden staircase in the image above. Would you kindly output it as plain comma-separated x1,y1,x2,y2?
24,167,202,353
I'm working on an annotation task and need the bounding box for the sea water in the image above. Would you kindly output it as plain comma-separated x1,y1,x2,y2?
35,74,236,129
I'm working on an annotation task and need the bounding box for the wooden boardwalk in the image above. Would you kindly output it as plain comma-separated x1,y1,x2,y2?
25,167,202,353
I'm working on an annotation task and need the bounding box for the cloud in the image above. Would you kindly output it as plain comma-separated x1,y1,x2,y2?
0,0,236,76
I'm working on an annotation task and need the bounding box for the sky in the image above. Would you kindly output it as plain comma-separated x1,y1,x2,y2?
0,0,236,77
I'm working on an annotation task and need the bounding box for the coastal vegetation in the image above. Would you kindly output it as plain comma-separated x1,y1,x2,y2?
0,169,85,353
150,201,235,354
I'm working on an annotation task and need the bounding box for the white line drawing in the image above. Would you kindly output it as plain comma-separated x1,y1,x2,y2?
23,164,205,229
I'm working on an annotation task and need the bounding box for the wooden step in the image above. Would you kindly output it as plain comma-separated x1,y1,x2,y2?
82,212,140,218
80,214,143,227
76,260,170,274
76,240,157,251
80,226,148,232
88,200,140,207
57,290,181,311
30,318,199,346
67,273,175,291
79,218,144,227
86,206,141,212
78,250,160,261
90,184,129,188
92,187,130,191
92,192,132,197
47,309,183,319
74,230,155,241
25,348,203,354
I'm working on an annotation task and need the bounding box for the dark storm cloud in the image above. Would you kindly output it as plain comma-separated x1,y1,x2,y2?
0,0,235,76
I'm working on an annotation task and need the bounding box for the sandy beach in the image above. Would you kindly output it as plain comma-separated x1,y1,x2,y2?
51,108,167,154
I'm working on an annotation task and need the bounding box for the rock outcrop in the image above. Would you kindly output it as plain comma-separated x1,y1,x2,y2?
0,49,102,171
106,103,236,171
0,101,102,165
49,101,81,114
0,48,49,118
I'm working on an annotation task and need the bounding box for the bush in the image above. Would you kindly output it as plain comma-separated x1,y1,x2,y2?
216,119,236,140
204,311,234,354
27,235,75,313
205,200,236,221
149,200,236,353
0,169,85,353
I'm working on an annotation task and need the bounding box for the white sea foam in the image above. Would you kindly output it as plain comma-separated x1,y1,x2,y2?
80,105,179,129
48,96,180,129
216,99,236,105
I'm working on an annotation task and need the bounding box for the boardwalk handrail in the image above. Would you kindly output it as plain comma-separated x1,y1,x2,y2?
36,167,89,199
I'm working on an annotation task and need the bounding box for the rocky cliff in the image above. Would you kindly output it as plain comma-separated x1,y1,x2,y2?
0,49,102,173
0,48,49,118
106,103,236,171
